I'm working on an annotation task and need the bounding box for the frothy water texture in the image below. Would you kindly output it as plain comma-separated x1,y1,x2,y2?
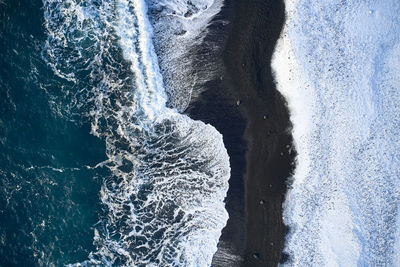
42,0,230,266
147,0,225,111
273,0,400,265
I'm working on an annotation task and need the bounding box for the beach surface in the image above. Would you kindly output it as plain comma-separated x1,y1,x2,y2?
188,0,295,266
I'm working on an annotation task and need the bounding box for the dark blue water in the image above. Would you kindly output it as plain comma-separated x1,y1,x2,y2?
0,1,108,265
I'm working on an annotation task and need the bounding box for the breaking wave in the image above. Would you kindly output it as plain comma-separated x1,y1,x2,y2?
42,0,230,265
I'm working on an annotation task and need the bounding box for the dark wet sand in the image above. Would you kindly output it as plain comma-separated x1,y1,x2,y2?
188,0,294,266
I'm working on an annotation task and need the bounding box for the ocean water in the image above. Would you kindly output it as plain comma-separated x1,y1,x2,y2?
0,0,230,266
273,0,400,265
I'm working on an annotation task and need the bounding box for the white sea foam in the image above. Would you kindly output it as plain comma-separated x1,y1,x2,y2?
42,0,229,266
272,0,400,265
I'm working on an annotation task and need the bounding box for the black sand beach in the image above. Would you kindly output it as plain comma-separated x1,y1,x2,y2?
188,0,294,266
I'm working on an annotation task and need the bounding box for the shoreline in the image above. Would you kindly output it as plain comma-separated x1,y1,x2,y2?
224,0,294,265
188,0,295,266
187,2,246,265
